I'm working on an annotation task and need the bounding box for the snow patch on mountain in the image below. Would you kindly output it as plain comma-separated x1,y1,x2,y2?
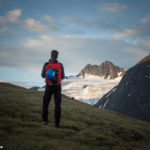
61,76,121,105
79,72,122,80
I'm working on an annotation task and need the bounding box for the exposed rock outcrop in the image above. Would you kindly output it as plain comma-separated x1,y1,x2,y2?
78,61,125,79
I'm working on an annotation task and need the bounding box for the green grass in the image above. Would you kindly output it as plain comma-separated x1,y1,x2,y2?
0,82,150,150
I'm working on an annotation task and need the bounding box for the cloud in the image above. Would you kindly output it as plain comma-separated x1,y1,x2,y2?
139,39,150,49
0,16,6,25
0,9,59,33
42,15,54,23
0,35,149,75
112,26,150,40
99,3,128,12
20,18,58,33
0,25,8,32
0,9,21,25
61,16,122,33
112,28,136,39
140,13,150,23
0,9,22,38
6,9,22,22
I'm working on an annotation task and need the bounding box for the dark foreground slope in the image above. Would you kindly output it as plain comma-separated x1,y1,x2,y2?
95,54,150,122
0,83,150,150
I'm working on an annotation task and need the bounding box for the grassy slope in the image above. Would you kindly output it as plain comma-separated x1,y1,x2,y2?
0,82,150,150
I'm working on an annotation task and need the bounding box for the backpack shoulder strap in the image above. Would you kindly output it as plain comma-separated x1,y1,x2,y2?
49,62,52,69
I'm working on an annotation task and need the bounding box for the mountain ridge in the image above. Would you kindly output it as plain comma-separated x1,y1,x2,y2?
95,54,150,122
78,61,125,79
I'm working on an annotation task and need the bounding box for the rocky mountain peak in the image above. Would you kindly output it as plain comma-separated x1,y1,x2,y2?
102,61,113,65
78,61,125,79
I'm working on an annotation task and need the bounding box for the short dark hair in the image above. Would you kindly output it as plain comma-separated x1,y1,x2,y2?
51,50,58,60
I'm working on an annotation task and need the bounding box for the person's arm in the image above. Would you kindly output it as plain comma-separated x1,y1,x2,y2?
41,63,48,78
61,63,65,79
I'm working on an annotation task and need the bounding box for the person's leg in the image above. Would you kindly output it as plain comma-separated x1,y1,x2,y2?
53,85,62,127
42,84,52,124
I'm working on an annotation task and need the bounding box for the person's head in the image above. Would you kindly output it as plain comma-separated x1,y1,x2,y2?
51,50,58,60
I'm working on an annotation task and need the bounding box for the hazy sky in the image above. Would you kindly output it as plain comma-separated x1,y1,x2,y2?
0,0,150,83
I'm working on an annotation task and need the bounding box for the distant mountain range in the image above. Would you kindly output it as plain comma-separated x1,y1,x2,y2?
30,86,45,91
95,54,150,122
78,61,125,79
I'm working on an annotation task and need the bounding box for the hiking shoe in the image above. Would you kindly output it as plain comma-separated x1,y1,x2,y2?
42,121,48,126
55,124,60,128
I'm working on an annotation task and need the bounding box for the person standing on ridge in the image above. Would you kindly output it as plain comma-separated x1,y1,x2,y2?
41,50,65,128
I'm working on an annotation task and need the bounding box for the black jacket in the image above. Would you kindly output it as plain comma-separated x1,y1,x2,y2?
41,59,65,79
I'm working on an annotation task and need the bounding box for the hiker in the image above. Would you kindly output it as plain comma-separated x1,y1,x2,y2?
41,50,65,127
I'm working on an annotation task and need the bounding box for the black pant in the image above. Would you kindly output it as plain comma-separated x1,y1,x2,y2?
42,84,62,125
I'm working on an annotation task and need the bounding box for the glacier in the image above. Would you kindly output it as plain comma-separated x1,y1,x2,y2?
61,74,122,105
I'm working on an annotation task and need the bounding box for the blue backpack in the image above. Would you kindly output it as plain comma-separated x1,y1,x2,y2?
46,69,57,83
